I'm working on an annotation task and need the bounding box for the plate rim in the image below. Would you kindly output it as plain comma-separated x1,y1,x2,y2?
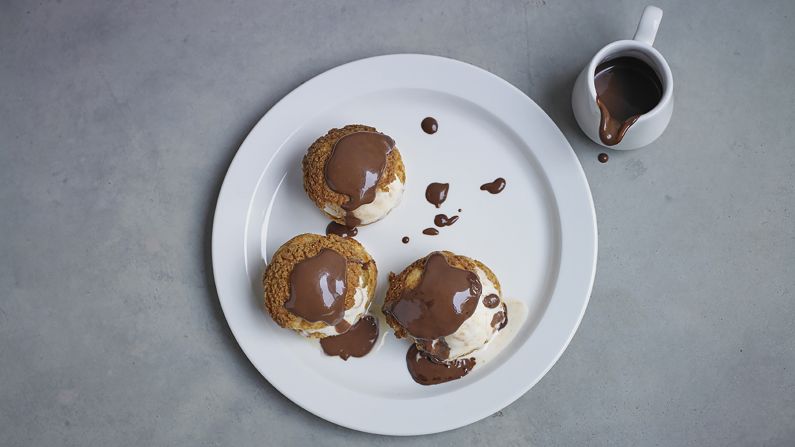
211,53,597,436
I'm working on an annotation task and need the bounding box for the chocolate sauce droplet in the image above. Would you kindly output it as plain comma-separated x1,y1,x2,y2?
421,117,438,134
285,249,347,325
458,208,462,212
434,214,459,227
324,131,395,211
425,183,449,208
406,344,475,385
325,221,358,238
320,315,379,360
594,57,662,146
422,228,439,236
402,236,410,244
491,305,508,330
383,252,481,340
480,178,506,194
598,153,609,163
482,293,500,309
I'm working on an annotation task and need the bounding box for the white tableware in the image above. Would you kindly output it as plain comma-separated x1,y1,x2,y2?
212,54,597,435
572,5,674,150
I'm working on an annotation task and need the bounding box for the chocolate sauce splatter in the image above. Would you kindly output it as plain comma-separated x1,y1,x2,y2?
425,183,449,208
482,294,500,309
402,236,410,244
598,153,609,163
422,228,439,236
491,304,508,330
325,221,357,238
406,344,475,385
480,178,506,194
434,214,459,227
421,117,438,134
320,315,379,360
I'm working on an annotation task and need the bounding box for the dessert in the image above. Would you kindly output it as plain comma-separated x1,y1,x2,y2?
382,251,508,384
302,125,406,228
263,233,377,338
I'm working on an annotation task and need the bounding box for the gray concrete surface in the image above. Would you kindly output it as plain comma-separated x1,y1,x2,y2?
2,0,794,445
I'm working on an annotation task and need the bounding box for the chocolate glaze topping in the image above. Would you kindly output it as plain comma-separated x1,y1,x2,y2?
324,131,395,212
595,57,662,146
434,214,459,227
422,228,439,236
406,344,475,385
320,315,379,360
480,178,506,194
284,248,347,325
384,252,482,340
421,117,438,134
482,293,500,309
425,183,449,208
325,221,357,238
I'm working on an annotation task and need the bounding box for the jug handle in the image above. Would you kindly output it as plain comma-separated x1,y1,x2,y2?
633,6,663,46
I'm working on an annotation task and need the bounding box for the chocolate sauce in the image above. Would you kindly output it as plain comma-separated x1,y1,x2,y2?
434,214,459,227
324,131,395,211
421,117,438,134
406,344,475,385
480,178,506,194
402,236,410,244
334,319,351,334
482,293,500,309
384,252,482,339
320,315,379,360
598,153,609,163
344,214,361,228
416,338,450,360
422,228,439,236
285,249,347,325
425,182,449,208
594,57,662,146
491,303,508,330
325,221,357,238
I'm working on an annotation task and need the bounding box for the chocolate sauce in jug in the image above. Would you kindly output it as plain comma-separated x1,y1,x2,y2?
594,57,662,146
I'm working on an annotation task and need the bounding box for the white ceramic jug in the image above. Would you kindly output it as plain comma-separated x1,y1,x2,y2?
572,6,673,150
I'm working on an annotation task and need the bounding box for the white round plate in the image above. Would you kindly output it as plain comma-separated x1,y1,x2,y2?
212,54,596,436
